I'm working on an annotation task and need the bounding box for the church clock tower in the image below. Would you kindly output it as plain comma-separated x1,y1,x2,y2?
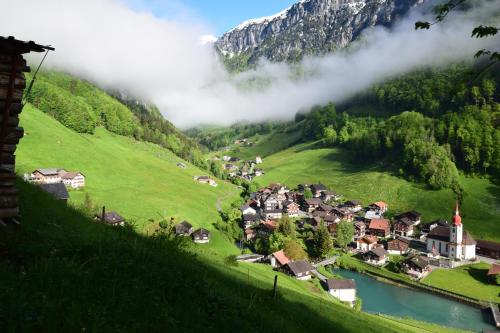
449,202,463,260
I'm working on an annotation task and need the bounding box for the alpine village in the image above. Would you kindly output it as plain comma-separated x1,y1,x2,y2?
1,0,500,332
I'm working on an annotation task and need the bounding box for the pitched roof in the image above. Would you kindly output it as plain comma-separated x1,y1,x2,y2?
261,220,278,231
34,168,60,176
175,221,193,234
387,238,410,251
60,172,83,179
192,228,210,238
476,239,500,251
408,255,429,269
371,201,388,209
488,263,500,276
344,200,361,207
286,260,314,275
311,184,327,192
395,211,421,220
462,231,476,246
103,211,125,224
272,250,290,266
243,214,262,222
326,278,356,290
354,221,366,229
370,247,388,258
39,183,69,200
358,235,378,245
369,218,390,230
427,226,450,242
305,198,322,205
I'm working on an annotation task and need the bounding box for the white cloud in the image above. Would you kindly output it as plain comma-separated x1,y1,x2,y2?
1,0,498,127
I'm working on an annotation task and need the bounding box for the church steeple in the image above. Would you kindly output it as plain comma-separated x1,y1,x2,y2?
452,201,462,226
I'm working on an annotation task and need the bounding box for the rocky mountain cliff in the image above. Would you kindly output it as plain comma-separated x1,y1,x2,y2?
216,0,425,67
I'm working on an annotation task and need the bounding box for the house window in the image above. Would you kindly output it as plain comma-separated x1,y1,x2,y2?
439,242,441,253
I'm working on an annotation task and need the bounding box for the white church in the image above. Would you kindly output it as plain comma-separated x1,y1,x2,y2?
426,203,476,260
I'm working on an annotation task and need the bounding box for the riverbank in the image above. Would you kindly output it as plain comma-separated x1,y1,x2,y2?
334,268,496,332
333,255,495,308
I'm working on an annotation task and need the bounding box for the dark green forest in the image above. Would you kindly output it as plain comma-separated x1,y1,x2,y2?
300,64,500,192
25,71,208,170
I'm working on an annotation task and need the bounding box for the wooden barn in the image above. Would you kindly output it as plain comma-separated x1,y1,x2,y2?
0,36,54,225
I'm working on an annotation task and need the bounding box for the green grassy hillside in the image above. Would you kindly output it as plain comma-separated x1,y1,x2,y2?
17,105,237,235
258,143,500,242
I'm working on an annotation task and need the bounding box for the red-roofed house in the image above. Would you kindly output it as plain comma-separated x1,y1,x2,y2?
369,201,388,214
357,235,378,252
270,250,290,268
368,218,390,238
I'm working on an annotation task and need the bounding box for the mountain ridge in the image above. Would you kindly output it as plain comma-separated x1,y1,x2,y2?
216,0,425,68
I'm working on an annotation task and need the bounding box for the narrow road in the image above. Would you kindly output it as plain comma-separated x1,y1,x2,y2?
312,269,328,282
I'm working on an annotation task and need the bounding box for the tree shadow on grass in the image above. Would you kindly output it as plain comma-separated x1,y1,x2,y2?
465,266,491,285
0,180,400,333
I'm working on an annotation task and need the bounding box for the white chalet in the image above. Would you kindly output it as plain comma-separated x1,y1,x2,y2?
61,172,85,189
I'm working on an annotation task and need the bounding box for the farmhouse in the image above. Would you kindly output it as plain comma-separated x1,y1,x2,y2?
356,235,378,252
402,255,431,279
393,211,422,237
98,210,126,227
264,209,282,220
285,260,314,280
240,204,257,215
343,200,362,212
194,176,217,187
421,219,448,235
387,237,410,255
270,250,290,268
326,279,356,305
368,218,390,238
32,168,63,184
60,171,85,189
192,228,211,243
354,221,366,239
310,183,328,197
365,248,388,265
321,190,340,202
426,204,476,261
332,207,354,222
369,201,388,214
243,214,262,229
304,198,322,212
176,162,186,169
284,201,300,217
39,183,69,203
255,156,263,164
175,221,193,236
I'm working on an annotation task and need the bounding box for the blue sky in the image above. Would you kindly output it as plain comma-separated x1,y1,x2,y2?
129,0,297,35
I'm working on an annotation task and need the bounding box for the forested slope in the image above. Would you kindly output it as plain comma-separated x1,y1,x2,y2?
299,64,500,192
